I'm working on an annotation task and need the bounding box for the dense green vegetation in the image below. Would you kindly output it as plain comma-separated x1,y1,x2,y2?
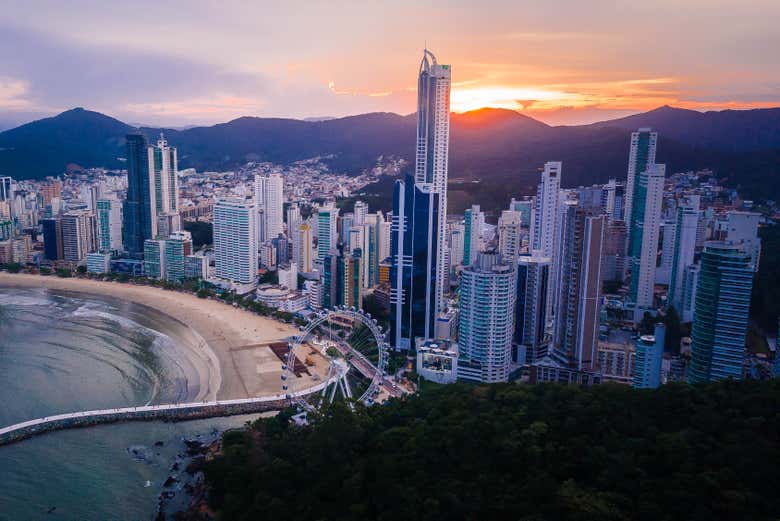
751,224,780,333
200,380,780,521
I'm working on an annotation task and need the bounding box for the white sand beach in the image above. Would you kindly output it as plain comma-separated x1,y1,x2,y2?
0,273,328,400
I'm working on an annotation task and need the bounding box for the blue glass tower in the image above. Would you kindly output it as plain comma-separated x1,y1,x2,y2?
390,174,439,350
123,134,153,255
689,241,754,383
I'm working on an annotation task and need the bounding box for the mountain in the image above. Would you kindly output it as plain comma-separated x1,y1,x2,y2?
0,108,132,177
590,105,780,152
1,105,779,211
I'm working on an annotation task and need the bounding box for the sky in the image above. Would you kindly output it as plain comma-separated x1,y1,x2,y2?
1,0,779,129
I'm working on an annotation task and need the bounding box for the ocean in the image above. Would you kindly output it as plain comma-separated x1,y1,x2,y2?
0,287,254,520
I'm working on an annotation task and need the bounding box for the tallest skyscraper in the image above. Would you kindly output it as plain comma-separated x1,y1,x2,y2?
415,49,451,313
390,50,451,351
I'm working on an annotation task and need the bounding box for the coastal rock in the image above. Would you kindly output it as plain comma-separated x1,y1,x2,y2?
186,456,205,475
164,475,180,488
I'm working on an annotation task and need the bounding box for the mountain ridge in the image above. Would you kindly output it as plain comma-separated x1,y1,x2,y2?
1,105,778,208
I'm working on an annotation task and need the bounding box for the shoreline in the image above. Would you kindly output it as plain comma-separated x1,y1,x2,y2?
0,273,301,401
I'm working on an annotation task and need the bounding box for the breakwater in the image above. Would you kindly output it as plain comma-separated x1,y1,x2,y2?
0,382,329,447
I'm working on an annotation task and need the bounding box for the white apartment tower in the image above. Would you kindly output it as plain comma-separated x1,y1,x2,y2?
625,128,658,253
498,209,522,264
415,49,451,313
531,161,562,258
148,134,179,215
254,173,284,244
213,198,258,291
629,163,665,321
457,251,517,383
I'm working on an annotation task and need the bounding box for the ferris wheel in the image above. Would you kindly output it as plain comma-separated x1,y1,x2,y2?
282,306,391,406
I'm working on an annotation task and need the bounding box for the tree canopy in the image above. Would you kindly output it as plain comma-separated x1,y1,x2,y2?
199,380,780,521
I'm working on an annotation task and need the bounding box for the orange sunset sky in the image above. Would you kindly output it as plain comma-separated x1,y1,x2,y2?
1,1,779,127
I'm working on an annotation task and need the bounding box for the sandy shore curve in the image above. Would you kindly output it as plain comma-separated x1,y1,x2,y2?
0,273,308,400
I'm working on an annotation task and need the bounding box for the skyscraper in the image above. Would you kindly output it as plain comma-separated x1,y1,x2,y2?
628,163,665,321
554,206,606,371
624,128,658,253
498,209,522,264
96,197,123,252
463,204,484,266
123,134,153,255
294,221,314,273
149,134,179,216
668,197,700,311
254,173,284,244
531,161,562,259
42,217,63,261
213,198,258,292
316,204,339,262
633,323,665,389
689,241,754,383
390,175,439,350
457,251,517,383
61,210,97,262
415,49,451,313
515,254,551,364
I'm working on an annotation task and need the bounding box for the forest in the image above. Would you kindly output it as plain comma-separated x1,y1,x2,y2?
195,379,780,521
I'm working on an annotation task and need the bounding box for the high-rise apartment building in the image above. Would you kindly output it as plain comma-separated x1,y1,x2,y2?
316,204,339,262
498,209,522,265
457,252,517,383
531,161,562,259
515,254,551,364
554,207,606,371
624,128,658,253
213,198,258,292
628,163,665,321
42,217,64,261
668,197,700,311
689,241,754,383
149,134,179,217
96,198,123,252
61,210,97,262
463,204,484,267
415,49,451,313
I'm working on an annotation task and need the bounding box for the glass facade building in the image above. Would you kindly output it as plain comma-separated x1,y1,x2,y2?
390,175,439,350
689,241,753,383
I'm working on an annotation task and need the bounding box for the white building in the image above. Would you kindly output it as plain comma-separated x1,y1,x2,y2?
254,173,284,244
629,163,665,321
624,128,658,246
498,209,522,264
278,262,299,291
726,211,761,271
656,219,677,285
415,49,451,314
61,210,96,262
96,197,123,252
448,223,465,270
457,251,517,383
531,161,562,259
213,198,258,293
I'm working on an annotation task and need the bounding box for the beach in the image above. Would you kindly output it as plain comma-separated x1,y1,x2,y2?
0,273,324,400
